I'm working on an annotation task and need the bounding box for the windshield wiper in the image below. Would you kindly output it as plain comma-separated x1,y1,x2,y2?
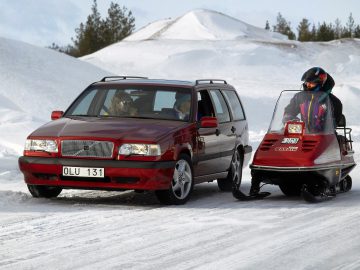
69,114,98,117
97,115,153,119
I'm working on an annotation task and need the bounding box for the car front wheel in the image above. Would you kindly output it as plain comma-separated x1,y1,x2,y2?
27,185,62,198
155,154,194,205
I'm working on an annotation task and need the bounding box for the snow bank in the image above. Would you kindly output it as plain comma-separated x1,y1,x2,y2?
0,37,110,120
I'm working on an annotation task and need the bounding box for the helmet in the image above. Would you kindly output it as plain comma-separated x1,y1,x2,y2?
301,67,328,91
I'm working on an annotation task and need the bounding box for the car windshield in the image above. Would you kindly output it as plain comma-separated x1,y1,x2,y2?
269,90,335,135
65,85,192,121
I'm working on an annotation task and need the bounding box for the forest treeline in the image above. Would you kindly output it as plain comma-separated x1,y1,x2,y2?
267,12,360,41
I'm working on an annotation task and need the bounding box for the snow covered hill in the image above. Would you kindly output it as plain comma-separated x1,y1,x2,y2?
1,9,360,270
125,9,287,41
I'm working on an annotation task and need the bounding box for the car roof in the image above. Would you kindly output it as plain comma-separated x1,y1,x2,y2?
94,79,195,87
92,77,233,89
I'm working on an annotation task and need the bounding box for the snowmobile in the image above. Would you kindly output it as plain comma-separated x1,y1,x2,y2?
233,90,356,203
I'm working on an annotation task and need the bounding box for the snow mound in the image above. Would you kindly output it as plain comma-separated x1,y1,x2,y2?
0,37,111,173
0,190,31,207
0,37,110,120
125,9,287,41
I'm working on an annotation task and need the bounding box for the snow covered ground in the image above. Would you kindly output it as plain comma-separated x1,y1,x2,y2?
1,9,360,269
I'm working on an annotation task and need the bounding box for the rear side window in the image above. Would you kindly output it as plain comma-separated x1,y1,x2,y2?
222,90,245,120
209,90,230,123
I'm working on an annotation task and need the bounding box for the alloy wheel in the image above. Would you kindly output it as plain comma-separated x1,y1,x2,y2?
231,150,242,187
171,159,192,200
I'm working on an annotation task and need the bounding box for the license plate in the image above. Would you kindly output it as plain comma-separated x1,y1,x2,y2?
62,166,105,178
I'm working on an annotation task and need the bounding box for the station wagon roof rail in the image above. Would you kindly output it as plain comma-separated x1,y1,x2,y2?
100,76,149,82
195,79,227,85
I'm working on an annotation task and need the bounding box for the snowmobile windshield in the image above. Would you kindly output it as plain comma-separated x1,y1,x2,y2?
268,90,335,135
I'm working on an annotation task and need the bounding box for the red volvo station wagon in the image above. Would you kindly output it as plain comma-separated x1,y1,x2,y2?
18,76,252,204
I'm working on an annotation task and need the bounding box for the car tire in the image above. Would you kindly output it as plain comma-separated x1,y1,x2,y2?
27,185,62,198
155,154,194,205
217,149,243,192
279,183,302,197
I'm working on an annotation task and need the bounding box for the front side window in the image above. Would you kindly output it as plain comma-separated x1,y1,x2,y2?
65,86,192,121
69,89,98,116
209,90,230,123
222,90,245,120
197,90,216,120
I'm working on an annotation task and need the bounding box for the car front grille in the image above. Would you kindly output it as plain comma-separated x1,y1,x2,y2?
61,140,114,159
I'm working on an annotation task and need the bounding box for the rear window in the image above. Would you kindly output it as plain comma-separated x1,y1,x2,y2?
209,90,231,123
222,90,245,120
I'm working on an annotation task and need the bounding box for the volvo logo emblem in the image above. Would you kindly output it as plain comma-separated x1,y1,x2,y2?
84,145,90,151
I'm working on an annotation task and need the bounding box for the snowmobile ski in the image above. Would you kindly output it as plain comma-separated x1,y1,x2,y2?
232,189,271,201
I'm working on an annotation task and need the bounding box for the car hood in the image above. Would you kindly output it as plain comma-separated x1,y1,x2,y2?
30,117,188,142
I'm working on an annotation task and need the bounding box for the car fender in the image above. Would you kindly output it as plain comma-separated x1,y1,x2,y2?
174,143,193,161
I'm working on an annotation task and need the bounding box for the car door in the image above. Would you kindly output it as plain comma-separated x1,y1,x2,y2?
208,89,237,172
193,90,222,177
221,89,250,164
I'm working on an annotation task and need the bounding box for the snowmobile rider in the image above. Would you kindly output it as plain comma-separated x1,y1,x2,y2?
283,67,343,128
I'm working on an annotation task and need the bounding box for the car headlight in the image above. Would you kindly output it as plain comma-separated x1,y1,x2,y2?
24,139,58,153
287,124,303,134
119,144,161,156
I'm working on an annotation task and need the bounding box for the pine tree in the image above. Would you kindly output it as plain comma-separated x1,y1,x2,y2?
316,22,335,41
345,13,355,38
72,0,103,56
342,26,351,38
102,3,135,44
354,25,360,38
265,20,270,30
69,0,136,57
297,18,311,41
309,24,317,41
334,18,342,39
273,12,296,40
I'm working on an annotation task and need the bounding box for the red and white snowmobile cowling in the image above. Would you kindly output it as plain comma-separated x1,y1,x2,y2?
248,90,356,202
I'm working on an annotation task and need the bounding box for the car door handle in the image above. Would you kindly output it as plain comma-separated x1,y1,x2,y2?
216,129,220,136
231,126,236,133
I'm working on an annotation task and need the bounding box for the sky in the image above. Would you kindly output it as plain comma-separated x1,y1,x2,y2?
0,0,359,47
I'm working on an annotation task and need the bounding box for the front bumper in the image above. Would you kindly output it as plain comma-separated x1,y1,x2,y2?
18,156,176,190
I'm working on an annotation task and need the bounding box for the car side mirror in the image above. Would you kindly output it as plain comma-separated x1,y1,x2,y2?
200,116,218,128
51,111,64,120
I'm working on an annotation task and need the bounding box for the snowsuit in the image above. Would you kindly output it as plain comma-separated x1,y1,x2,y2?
284,73,342,127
